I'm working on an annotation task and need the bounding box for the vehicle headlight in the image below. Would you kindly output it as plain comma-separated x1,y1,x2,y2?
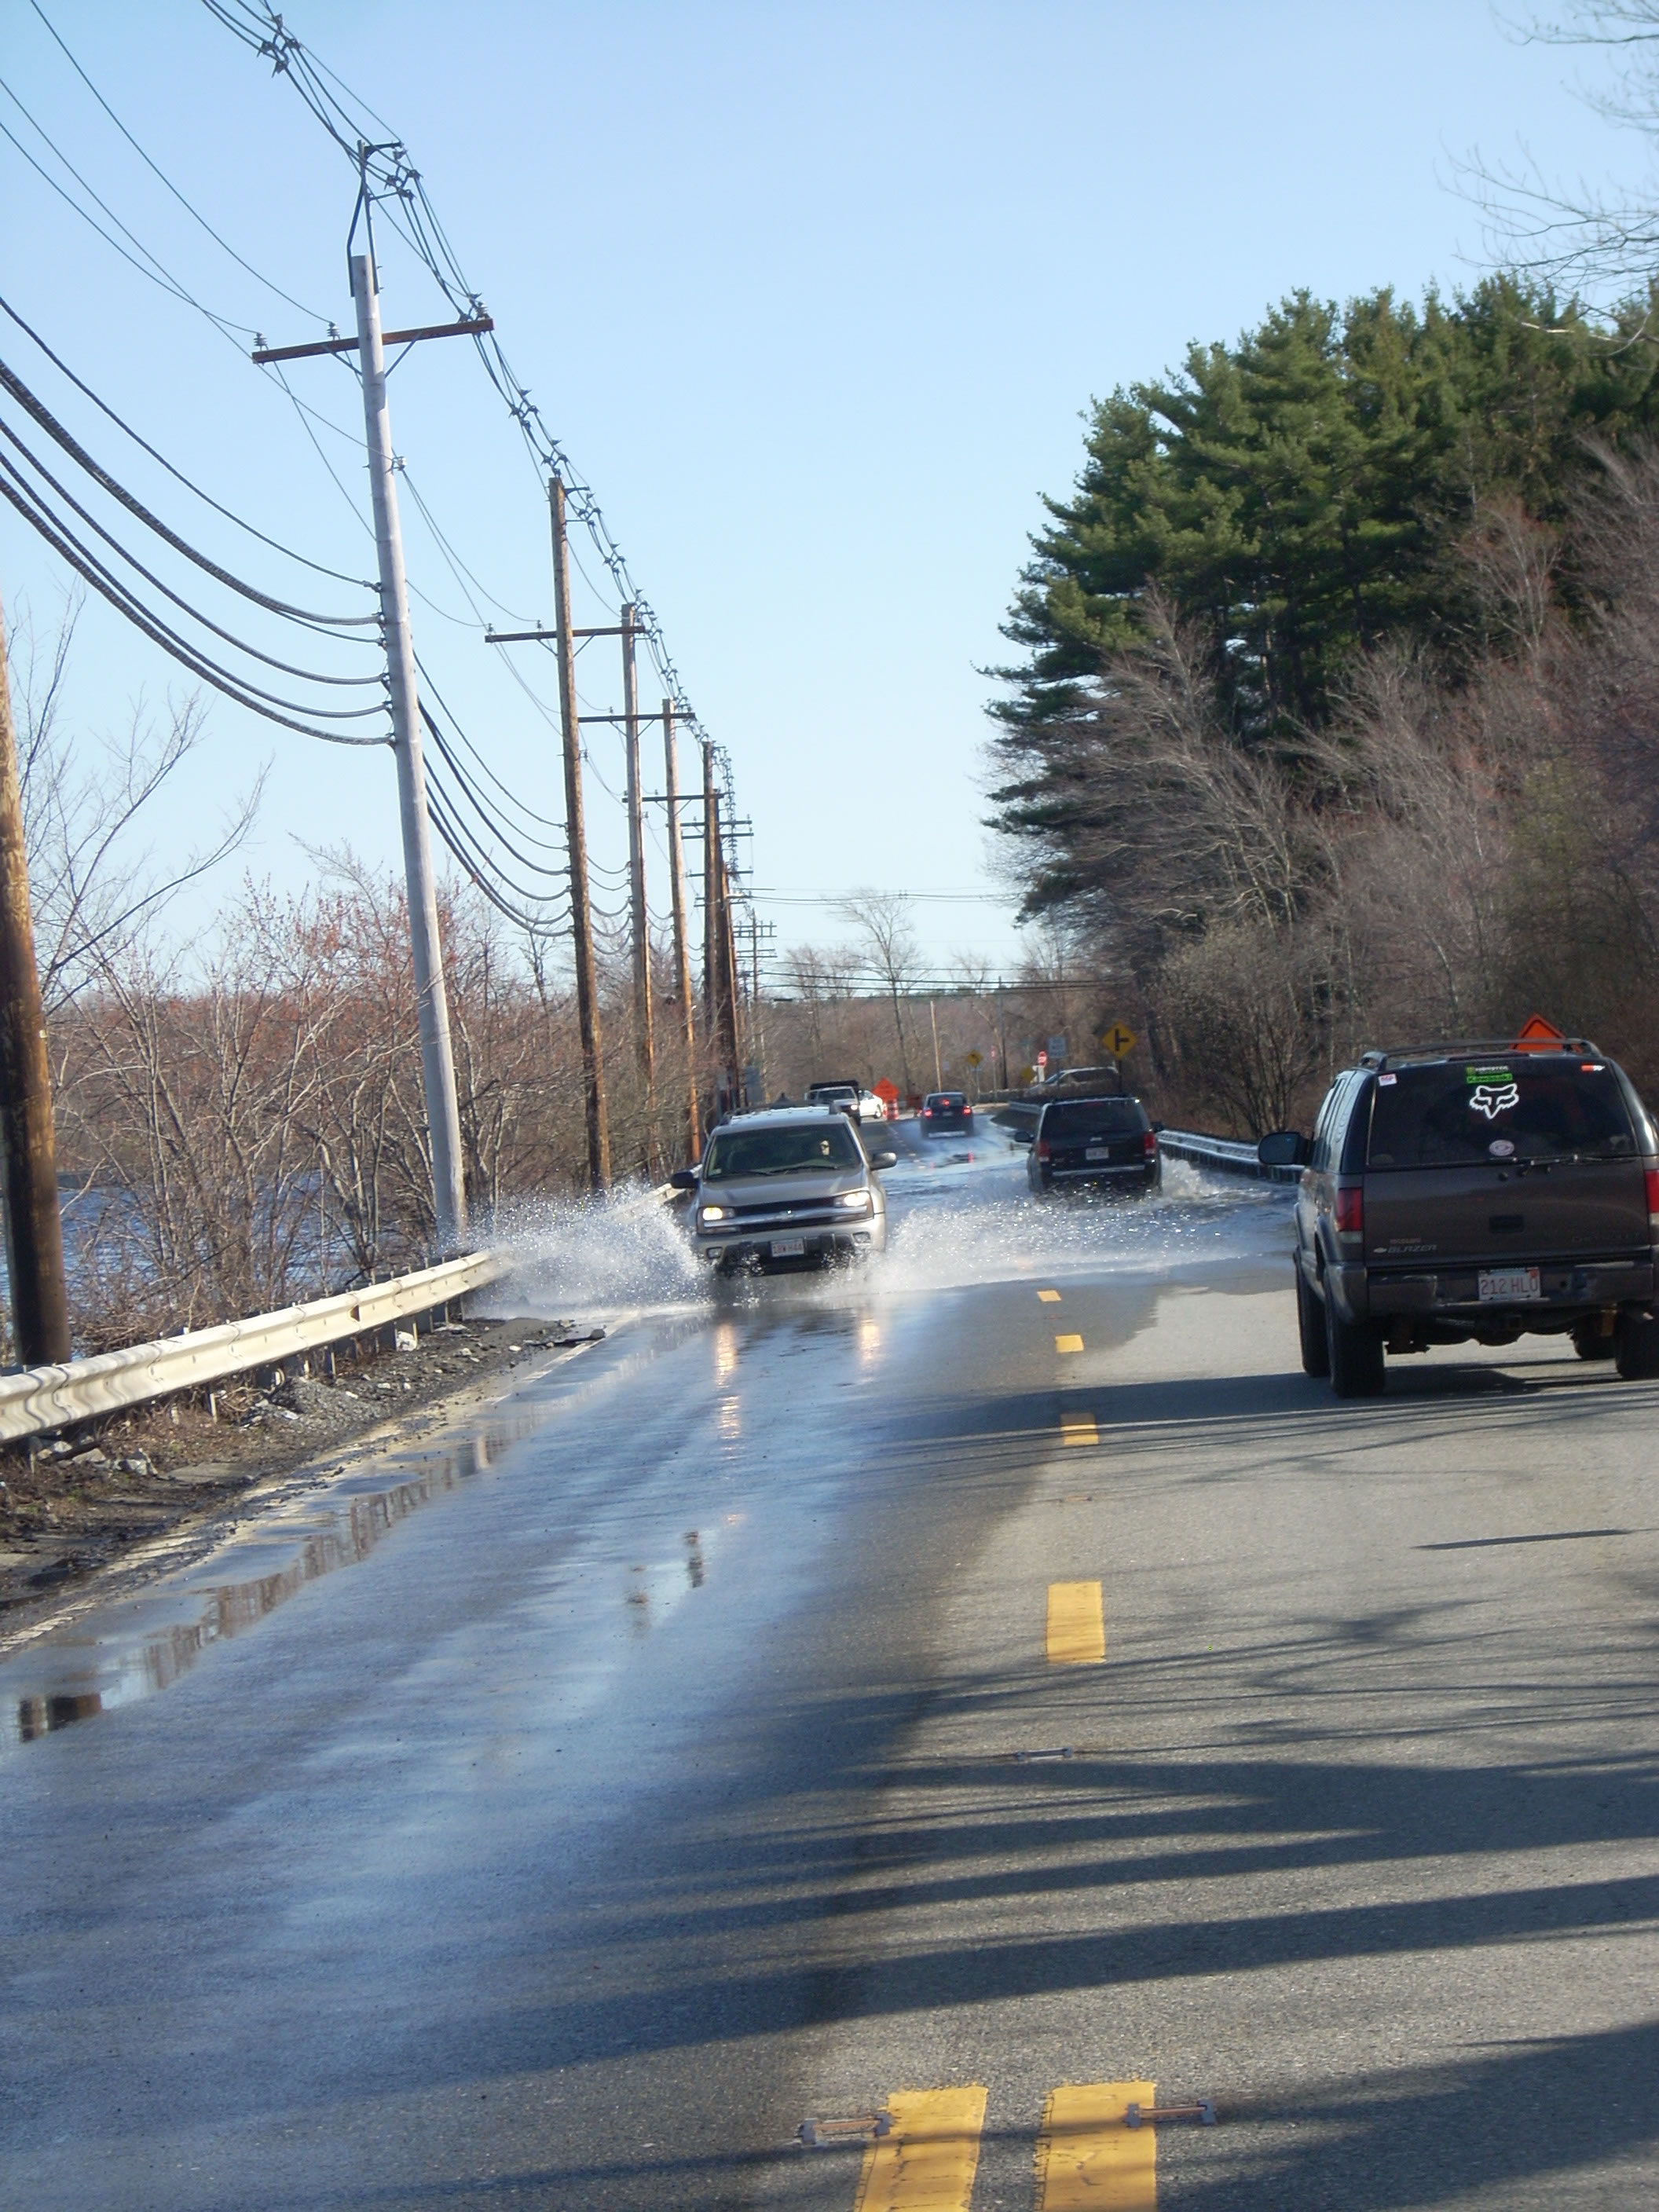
836,1190,873,1214
698,1203,730,1225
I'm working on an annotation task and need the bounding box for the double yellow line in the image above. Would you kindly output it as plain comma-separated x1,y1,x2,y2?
853,2082,1159,2210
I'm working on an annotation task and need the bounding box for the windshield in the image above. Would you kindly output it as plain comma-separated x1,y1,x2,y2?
1366,1059,1638,1167
1042,1099,1148,1138
703,1122,864,1181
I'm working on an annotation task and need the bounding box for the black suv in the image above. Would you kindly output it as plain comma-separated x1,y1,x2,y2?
1026,1093,1160,1197
1261,1040,1659,1396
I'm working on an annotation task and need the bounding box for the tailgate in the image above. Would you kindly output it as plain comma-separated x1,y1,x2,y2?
1366,1161,1650,1265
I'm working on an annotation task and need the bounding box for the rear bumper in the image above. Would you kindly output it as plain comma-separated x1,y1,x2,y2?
1328,1256,1657,1325
1035,1163,1159,1195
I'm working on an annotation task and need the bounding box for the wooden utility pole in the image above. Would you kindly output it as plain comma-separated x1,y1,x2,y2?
661,701,701,1160
0,591,69,1366
551,478,611,1190
701,739,718,1035
619,606,657,1171
716,819,744,1108
350,251,469,1248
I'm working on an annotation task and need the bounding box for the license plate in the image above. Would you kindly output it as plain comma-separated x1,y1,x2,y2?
770,1237,805,1258
1479,1265,1540,1302
1086,1147,1109,1161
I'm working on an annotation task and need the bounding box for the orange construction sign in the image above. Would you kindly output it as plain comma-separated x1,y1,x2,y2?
1514,1013,1568,1051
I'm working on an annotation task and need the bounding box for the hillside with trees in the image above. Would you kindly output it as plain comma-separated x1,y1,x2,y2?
987,278,1659,1130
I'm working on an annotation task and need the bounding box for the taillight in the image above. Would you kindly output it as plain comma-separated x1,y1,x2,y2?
1646,1166,1659,1233
1037,1139,1050,1160
1143,1129,1158,1157
1335,1185,1363,1238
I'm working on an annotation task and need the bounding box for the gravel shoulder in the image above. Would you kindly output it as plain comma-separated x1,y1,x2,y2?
0,1311,599,1636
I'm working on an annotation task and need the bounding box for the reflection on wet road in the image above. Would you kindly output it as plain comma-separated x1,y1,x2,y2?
9,1128,1653,2209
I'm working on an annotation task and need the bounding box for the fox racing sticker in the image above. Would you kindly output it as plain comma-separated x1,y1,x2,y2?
1469,1082,1520,1119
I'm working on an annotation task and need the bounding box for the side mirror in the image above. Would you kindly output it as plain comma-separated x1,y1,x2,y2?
1011,1128,1034,1146
870,1149,898,1170
668,1168,699,1192
1257,1130,1309,1169
1152,1121,1166,1133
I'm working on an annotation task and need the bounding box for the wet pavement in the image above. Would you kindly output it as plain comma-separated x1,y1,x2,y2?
3,1129,1657,2207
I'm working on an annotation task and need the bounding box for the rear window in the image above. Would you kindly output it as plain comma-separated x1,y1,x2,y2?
928,1093,967,1108
1042,1099,1148,1139
1366,1059,1638,1168
703,1121,863,1180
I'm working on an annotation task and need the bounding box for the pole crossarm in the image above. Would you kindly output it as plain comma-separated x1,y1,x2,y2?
485,625,627,643
251,315,495,364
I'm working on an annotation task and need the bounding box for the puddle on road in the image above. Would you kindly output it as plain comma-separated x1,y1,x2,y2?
0,1365,591,1758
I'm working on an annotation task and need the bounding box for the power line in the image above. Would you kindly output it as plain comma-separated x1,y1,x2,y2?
201,0,719,753
0,292,374,590
0,463,386,745
25,0,328,326
0,347,376,630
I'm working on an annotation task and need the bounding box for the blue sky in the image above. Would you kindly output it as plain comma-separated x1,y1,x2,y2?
0,1,1640,978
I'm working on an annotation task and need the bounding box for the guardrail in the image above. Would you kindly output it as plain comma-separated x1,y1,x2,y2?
1158,1129,1303,1185
0,1248,510,1445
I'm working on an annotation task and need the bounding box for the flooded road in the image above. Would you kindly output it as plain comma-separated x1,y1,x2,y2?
4,1128,1656,2208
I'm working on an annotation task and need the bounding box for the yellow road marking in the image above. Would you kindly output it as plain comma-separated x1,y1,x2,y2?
1060,1416,1099,1446
1046,1580,1106,1663
854,2086,987,2212
1038,1288,1062,1303
1036,2082,1157,2209
1054,1333,1084,1354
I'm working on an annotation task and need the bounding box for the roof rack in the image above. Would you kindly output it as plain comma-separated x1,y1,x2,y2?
1357,1038,1601,1070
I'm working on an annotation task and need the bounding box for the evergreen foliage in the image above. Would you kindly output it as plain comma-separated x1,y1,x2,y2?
991,279,1659,756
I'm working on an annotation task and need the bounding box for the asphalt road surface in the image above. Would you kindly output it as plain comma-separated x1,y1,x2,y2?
3,1128,1657,2210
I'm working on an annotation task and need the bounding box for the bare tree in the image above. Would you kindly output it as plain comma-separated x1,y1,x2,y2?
1465,5,1659,298
13,596,262,1010
838,892,921,1092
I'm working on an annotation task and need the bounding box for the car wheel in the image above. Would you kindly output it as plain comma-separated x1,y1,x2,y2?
1613,1309,1659,1379
1571,1316,1617,1361
1297,1262,1330,1377
1326,1290,1385,1397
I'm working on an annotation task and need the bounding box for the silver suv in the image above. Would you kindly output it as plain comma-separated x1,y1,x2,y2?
671,1108,896,1274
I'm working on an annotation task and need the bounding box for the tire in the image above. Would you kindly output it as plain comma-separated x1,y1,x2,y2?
1571,1316,1617,1361
1614,1309,1659,1380
1297,1262,1330,1377
1326,1289,1386,1397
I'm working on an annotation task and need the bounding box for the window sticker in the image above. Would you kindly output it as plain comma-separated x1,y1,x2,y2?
1466,1064,1513,1084
1470,1081,1521,1120
1378,1071,1397,1086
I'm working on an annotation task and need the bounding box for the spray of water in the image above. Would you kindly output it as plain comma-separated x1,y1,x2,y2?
479,1137,1291,1325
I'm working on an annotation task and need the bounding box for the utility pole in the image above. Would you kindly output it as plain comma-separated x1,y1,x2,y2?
701,739,718,1035
349,251,467,1249
0,591,69,1365
551,476,611,1190
661,701,701,1160
619,606,656,1172
717,830,744,1109
930,998,943,1090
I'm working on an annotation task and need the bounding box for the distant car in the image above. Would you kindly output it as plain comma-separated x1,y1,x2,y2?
1027,1093,1159,1197
1267,1036,1659,1396
805,1081,861,1120
857,1090,888,1124
919,1090,973,1136
670,1107,896,1274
